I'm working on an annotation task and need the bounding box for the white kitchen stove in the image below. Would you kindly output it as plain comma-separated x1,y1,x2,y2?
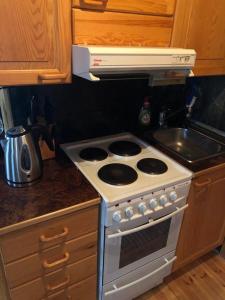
61,132,193,300
61,132,192,206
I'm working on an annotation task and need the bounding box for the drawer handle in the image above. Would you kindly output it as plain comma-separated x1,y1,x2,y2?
79,0,107,8
46,294,71,299
40,227,69,243
46,275,70,292
194,178,212,188
38,73,68,80
43,252,70,269
80,0,108,3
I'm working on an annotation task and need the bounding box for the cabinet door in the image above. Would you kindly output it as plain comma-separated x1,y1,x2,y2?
172,0,225,75
73,8,174,46
0,0,71,86
73,0,176,16
174,173,225,271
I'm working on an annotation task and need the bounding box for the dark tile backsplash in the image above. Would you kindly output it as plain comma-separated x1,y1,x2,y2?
190,76,225,132
9,77,186,141
8,75,225,154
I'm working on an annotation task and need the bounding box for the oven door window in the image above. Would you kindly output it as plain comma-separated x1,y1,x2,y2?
119,218,171,268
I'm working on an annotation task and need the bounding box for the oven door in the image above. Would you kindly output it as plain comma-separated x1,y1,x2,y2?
104,201,188,284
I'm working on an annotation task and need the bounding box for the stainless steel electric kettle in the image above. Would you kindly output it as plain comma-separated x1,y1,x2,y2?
3,126,43,187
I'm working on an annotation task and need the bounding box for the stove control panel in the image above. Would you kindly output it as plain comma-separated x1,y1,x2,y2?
106,181,191,226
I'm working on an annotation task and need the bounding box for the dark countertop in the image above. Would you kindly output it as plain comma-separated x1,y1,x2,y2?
0,159,100,231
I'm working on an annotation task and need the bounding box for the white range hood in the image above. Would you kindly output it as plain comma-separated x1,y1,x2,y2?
72,45,196,82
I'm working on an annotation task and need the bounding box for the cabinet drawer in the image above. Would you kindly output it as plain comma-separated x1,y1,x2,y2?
10,256,97,300
73,8,173,46
72,0,176,16
45,275,97,300
0,206,98,263
195,165,225,183
5,231,97,288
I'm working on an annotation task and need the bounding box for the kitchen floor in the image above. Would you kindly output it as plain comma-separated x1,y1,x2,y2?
136,252,225,300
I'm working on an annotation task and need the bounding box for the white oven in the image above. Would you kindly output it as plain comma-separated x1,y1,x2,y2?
102,182,190,299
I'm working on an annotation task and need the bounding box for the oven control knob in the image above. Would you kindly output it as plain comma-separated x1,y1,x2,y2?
138,203,147,214
112,211,122,223
149,198,158,210
125,207,134,219
169,191,178,202
159,195,168,206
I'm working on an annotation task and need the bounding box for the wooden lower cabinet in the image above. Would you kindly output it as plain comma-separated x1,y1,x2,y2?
46,275,97,300
0,205,99,300
9,256,97,300
0,206,98,264
173,166,225,271
4,232,97,289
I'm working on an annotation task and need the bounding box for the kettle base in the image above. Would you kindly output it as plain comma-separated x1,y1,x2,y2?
6,177,41,188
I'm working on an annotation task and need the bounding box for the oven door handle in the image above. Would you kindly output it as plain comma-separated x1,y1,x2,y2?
107,204,188,239
104,255,177,297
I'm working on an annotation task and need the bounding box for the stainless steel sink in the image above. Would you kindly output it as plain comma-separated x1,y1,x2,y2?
153,128,225,163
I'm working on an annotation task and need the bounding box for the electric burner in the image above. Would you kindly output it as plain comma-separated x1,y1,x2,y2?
98,163,138,186
137,158,168,175
109,141,141,157
79,147,108,161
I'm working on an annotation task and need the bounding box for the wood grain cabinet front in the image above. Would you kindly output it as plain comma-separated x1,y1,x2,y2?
0,0,71,86
9,256,97,300
72,0,175,47
4,231,97,288
0,205,99,300
172,0,225,75
45,275,97,300
72,0,176,16
0,206,98,263
173,166,225,271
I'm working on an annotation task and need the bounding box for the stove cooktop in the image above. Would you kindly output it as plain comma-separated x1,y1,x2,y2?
61,133,192,205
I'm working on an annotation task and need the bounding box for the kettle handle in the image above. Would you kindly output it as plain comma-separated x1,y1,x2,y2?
19,144,33,175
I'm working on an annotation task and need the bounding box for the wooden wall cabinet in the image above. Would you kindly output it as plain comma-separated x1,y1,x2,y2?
172,0,225,76
0,0,71,86
173,166,225,271
72,0,176,47
0,205,99,300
